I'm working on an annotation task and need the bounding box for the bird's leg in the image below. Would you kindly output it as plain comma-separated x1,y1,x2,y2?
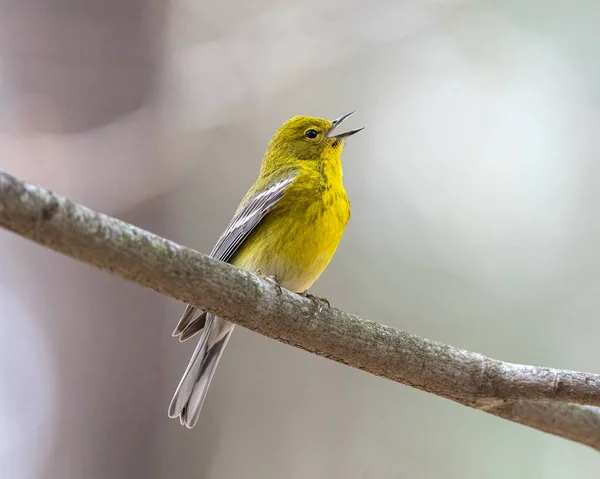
299,290,330,312
255,270,282,295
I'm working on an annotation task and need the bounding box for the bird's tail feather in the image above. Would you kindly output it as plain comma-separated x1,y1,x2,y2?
168,313,234,428
172,306,207,342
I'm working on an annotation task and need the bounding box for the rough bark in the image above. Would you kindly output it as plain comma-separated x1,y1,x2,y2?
1,169,599,451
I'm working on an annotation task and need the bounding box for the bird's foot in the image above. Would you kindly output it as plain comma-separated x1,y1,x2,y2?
299,290,330,312
256,270,282,295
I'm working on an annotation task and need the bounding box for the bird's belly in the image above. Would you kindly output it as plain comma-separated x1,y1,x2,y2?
232,199,348,293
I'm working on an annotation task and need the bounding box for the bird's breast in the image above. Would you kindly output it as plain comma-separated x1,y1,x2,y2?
232,179,350,293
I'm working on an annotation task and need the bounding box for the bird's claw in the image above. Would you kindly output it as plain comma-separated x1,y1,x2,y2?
256,270,282,295
299,291,330,312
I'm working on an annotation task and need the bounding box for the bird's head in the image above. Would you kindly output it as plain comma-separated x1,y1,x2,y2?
263,112,363,171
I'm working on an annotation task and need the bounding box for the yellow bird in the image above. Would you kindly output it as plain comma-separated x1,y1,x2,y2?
169,112,363,428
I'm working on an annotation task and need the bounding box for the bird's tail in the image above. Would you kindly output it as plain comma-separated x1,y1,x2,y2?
168,311,234,428
172,305,207,342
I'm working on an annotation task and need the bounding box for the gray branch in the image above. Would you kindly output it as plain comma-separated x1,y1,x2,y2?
1,169,599,451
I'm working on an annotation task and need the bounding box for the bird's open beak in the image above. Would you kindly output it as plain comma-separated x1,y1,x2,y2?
328,111,364,140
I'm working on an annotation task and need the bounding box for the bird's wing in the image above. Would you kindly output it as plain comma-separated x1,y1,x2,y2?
172,168,297,341
209,172,296,262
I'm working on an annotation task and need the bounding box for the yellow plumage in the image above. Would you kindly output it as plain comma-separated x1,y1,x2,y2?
169,113,362,427
232,158,350,293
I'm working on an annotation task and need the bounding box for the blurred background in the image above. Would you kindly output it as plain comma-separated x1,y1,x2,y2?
1,0,599,477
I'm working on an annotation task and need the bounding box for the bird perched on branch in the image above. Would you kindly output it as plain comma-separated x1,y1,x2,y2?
169,112,363,428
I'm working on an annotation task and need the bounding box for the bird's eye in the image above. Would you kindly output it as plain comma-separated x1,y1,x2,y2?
305,129,318,139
